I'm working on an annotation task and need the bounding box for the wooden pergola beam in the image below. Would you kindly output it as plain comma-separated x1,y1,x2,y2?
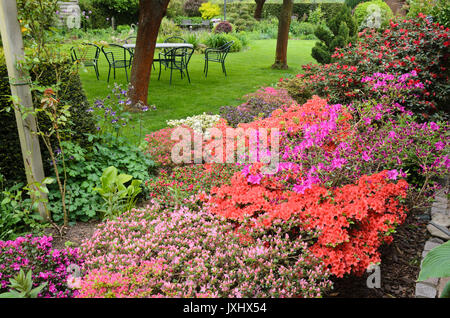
0,0,48,219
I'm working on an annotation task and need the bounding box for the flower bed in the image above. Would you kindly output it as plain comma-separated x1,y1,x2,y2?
0,235,82,298
78,204,332,298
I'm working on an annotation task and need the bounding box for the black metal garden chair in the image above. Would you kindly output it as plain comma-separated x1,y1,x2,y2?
101,44,134,82
203,41,234,78
70,43,101,80
158,46,194,85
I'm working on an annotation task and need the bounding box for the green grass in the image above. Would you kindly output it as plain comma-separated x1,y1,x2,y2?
79,39,316,142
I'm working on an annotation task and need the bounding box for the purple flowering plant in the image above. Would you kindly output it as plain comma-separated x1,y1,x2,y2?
0,235,82,298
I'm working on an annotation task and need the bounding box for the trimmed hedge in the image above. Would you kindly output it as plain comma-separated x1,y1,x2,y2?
219,2,344,23
0,52,95,184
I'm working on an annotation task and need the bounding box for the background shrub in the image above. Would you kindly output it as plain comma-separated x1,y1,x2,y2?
205,33,242,52
311,5,357,64
354,0,394,30
0,52,95,184
199,2,221,20
183,0,206,17
214,21,233,34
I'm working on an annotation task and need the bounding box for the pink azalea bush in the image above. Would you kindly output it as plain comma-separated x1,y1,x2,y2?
78,202,332,298
0,234,82,298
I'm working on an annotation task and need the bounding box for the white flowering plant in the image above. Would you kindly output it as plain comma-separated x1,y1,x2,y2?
166,113,221,134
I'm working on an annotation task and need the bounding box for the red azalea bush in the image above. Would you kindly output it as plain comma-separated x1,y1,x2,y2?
206,171,408,277
279,15,450,119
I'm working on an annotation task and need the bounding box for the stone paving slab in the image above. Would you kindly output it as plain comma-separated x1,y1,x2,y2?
415,177,450,298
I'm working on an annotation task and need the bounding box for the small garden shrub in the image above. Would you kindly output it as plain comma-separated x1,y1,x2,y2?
183,0,206,17
219,87,296,127
205,33,242,52
199,2,221,20
0,235,82,298
354,0,394,30
311,4,357,64
214,21,233,34
0,52,95,184
79,204,333,297
47,134,155,223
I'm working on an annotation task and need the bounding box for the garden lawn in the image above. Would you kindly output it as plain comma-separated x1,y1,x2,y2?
79,39,316,143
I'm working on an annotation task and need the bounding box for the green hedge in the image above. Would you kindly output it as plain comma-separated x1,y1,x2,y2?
0,52,95,184
219,2,344,22
79,0,139,29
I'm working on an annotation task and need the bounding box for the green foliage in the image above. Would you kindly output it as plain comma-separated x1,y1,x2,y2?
418,240,450,298
431,0,450,27
0,51,95,184
312,4,357,64
307,5,325,25
277,76,313,105
17,0,59,57
0,269,47,298
199,2,221,20
167,0,185,18
80,0,139,27
47,133,155,223
205,33,243,52
345,0,370,9
158,18,183,38
407,0,450,27
184,0,207,17
0,174,49,241
94,166,142,219
354,0,394,30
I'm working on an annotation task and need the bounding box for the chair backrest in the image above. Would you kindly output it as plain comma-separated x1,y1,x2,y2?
71,43,100,63
164,36,187,44
219,41,234,52
164,47,194,70
125,36,136,44
181,19,191,25
102,44,133,64
202,20,210,26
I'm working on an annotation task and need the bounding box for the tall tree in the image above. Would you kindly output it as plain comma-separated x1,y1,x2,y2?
272,0,293,69
254,0,266,20
128,0,171,109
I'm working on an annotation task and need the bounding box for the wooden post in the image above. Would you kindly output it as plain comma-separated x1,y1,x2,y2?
0,0,49,220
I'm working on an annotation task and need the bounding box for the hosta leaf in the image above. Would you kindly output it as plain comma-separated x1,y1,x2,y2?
418,241,450,281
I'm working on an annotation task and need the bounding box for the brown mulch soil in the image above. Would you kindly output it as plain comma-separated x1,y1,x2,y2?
325,209,430,298
44,219,101,250
44,208,430,298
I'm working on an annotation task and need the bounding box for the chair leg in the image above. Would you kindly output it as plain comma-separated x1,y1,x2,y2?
222,62,227,76
158,61,162,80
94,64,99,80
125,66,129,82
170,67,173,85
107,66,111,83
205,60,208,78
113,67,116,80
185,67,191,84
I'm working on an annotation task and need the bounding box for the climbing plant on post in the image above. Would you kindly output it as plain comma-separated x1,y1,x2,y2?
0,0,48,220
272,0,293,70
128,0,171,109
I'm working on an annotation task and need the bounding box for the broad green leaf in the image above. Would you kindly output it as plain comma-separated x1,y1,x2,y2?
418,241,450,281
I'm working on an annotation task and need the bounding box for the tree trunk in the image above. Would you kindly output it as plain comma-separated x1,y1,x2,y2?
128,0,170,109
272,0,293,70
254,0,266,20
